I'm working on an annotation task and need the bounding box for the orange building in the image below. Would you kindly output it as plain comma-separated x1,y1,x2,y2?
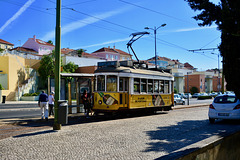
185,74,206,93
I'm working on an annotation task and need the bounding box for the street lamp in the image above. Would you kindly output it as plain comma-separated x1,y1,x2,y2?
211,53,220,92
145,23,166,69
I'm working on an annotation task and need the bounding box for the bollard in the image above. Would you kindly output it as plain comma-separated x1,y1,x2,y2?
2,95,6,103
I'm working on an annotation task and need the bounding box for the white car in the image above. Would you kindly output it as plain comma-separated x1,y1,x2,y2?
174,94,185,105
208,94,240,123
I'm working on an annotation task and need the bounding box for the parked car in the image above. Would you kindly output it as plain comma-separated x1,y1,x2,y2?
184,93,192,99
209,92,218,97
174,94,185,105
192,93,201,98
208,94,240,123
178,93,185,98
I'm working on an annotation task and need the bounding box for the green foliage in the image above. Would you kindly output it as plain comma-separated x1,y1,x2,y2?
23,92,39,96
62,62,78,73
185,0,240,99
47,40,53,45
174,88,178,94
0,48,4,53
77,49,86,57
197,96,212,100
190,86,198,95
0,84,4,90
38,55,54,80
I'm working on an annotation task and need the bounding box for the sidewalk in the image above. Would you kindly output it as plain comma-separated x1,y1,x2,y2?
0,101,210,125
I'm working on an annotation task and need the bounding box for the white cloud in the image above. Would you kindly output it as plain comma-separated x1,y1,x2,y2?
75,37,131,49
41,7,130,41
0,0,35,33
169,25,217,33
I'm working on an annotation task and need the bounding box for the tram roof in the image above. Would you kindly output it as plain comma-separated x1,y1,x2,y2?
60,73,94,77
95,66,173,79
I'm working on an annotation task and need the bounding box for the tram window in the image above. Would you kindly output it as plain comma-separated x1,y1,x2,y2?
164,81,169,93
159,80,164,93
97,75,105,91
119,78,124,91
141,79,147,93
119,78,129,92
134,78,140,93
148,79,153,93
124,78,128,91
107,75,117,92
154,80,159,93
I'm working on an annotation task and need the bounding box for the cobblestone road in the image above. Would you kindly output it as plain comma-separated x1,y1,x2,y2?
1,106,240,160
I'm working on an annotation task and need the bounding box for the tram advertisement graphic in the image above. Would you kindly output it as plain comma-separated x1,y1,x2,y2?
152,95,165,106
98,92,118,105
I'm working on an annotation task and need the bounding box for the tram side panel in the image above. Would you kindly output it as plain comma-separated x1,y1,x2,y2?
129,94,172,109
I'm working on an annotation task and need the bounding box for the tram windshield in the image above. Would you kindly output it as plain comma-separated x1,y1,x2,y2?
107,75,117,92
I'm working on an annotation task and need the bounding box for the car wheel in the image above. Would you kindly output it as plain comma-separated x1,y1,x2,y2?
182,101,185,105
209,118,215,124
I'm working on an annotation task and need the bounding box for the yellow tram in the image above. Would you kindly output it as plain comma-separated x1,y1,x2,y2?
92,61,174,114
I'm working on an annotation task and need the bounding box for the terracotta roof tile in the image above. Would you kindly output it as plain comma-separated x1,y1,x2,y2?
10,47,38,53
0,39,14,46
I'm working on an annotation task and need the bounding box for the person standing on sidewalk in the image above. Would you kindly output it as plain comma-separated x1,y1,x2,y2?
48,91,55,117
81,90,91,118
38,90,49,120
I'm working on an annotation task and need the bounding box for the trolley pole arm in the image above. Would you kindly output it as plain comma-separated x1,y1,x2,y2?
126,31,149,63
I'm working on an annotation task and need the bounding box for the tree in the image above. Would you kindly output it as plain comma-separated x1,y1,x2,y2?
38,55,55,87
185,0,240,99
62,62,78,73
77,49,86,57
47,40,53,45
190,86,198,95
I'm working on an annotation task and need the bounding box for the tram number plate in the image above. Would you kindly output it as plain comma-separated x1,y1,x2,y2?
218,113,229,116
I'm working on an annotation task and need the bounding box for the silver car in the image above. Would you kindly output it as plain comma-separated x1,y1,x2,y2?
174,94,185,105
208,94,240,123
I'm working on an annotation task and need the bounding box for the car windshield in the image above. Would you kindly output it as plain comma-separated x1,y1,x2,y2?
214,96,237,103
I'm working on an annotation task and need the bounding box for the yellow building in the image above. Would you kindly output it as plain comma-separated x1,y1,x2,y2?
0,39,14,51
0,53,29,100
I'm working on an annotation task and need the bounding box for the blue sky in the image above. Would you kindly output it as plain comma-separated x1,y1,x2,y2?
0,0,221,71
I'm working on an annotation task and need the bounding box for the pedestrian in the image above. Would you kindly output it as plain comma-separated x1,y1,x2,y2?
38,90,49,120
48,91,55,117
81,90,91,118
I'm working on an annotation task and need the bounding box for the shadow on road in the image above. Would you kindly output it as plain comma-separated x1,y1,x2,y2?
143,119,240,159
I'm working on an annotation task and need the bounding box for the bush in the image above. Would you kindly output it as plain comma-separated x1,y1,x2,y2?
190,86,198,95
197,96,212,100
23,93,39,96
0,84,5,90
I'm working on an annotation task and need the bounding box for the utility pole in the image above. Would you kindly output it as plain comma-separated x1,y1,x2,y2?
53,0,61,130
145,24,166,69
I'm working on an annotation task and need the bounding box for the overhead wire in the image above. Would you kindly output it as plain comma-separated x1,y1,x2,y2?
2,0,219,61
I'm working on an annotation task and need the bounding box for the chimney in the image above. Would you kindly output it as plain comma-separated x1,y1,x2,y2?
113,45,115,49
33,35,36,41
108,46,110,49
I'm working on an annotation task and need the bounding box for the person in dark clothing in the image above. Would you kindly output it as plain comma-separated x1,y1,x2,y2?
81,90,91,118
38,90,49,120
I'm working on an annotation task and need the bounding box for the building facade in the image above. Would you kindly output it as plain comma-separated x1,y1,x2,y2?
22,35,54,55
0,39,14,51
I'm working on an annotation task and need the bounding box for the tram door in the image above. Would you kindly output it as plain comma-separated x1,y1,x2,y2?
119,77,129,108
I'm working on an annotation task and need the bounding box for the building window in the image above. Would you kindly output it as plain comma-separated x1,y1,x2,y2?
122,57,125,60
106,54,108,59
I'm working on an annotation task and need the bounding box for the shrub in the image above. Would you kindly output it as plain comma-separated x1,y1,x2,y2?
0,84,4,90
197,96,212,100
23,93,39,96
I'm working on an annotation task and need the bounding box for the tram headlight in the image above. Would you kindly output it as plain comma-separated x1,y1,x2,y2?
98,100,102,105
